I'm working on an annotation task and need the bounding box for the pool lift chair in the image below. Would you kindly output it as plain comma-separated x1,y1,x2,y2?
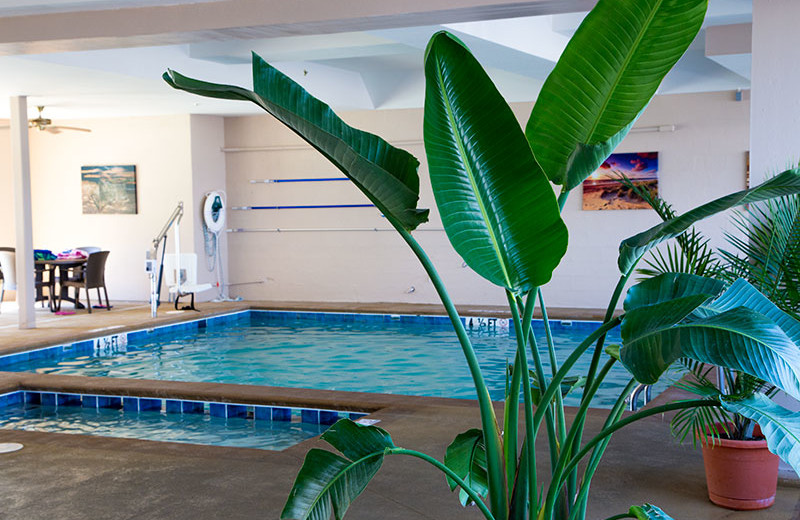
147,202,212,316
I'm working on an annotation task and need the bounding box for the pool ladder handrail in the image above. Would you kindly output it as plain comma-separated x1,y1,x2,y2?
627,383,652,412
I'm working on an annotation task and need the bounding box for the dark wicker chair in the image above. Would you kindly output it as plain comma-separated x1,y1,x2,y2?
0,247,56,312
34,262,57,312
60,251,110,313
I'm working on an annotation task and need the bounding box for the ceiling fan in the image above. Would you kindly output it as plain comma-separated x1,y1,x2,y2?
0,106,91,134
27,106,91,133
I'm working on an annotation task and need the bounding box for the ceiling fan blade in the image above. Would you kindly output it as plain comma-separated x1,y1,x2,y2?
48,125,92,133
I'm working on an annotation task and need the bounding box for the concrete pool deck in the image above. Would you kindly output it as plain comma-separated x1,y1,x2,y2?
0,301,797,519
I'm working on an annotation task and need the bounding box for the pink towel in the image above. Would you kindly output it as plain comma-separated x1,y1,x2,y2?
57,249,88,260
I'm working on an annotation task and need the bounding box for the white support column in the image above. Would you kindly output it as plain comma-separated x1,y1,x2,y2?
10,96,35,328
750,0,800,185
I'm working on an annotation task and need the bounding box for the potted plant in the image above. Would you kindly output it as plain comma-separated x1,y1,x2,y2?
164,0,800,518
627,183,800,509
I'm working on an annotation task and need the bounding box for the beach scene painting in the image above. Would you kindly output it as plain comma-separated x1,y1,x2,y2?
81,164,138,214
582,152,658,210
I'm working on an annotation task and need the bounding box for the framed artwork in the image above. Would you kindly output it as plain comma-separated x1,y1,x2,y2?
582,152,658,210
81,165,138,214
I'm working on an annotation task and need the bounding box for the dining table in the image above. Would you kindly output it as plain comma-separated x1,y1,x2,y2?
35,257,88,311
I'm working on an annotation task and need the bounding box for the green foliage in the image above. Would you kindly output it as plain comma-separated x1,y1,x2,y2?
621,278,800,395
280,420,395,520
627,180,800,442
163,56,429,232
444,429,489,506
719,195,800,318
166,1,800,519
628,504,676,520
669,359,732,445
423,31,568,291
526,0,707,190
618,169,800,274
721,394,800,476
623,272,725,311
619,177,722,279
530,372,586,404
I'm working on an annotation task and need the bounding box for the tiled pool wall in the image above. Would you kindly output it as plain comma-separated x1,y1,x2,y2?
0,390,365,426
0,309,608,370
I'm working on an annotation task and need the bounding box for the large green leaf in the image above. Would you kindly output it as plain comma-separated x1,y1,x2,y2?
721,394,800,476
628,503,675,520
526,0,707,189
619,169,800,273
164,54,428,231
623,273,725,312
423,31,568,291
621,296,800,398
620,294,715,382
321,418,395,461
443,429,488,506
281,420,395,520
704,278,800,345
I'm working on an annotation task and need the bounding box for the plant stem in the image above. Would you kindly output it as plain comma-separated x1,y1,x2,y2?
568,270,631,517
532,318,622,436
569,379,637,520
397,226,507,518
391,448,497,520
558,190,570,212
505,349,523,489
537,290,569,499
507,290,538,520
584,272,629,398
515,294,559,474
543,359,616,520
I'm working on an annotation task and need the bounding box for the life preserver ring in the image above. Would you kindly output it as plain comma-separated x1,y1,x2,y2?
203,191,226,234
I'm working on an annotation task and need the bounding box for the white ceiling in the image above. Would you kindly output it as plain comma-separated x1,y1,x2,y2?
0,0,753,122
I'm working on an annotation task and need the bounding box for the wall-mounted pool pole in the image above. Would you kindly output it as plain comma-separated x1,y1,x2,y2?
231,204,375,210
147,202,184,318
249,177,349,184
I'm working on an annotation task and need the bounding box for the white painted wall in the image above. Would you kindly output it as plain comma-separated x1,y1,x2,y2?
224,90,750,309
0,126,13,247
27,115,195,303
750,0,800,185
0,113,227,304
189,115,228,296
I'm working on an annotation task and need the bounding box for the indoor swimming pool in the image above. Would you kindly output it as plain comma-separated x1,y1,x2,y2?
0,311,661,408
0,390,357,450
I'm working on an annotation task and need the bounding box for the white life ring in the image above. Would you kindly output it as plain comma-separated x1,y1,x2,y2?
203,191,226,234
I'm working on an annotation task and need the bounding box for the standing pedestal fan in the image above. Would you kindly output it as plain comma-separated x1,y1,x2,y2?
202,191,238,301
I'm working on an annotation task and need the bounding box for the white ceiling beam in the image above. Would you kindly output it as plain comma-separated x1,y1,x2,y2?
705,23,751,80
0,0,596,55
189,33,414,64
443,16,569,63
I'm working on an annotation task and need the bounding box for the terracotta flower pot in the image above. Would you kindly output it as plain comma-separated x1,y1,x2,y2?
701,424,780,510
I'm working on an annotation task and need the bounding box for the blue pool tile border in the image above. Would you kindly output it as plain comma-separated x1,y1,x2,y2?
0,390,367,427
0,309,613,372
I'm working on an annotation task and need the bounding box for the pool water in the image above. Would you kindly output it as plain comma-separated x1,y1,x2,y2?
2,312,654,407
0,402,326,450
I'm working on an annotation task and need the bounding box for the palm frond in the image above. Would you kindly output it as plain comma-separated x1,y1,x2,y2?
670,358,729,445
718,195,800,317
618,175,721,278
672,403,731,446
